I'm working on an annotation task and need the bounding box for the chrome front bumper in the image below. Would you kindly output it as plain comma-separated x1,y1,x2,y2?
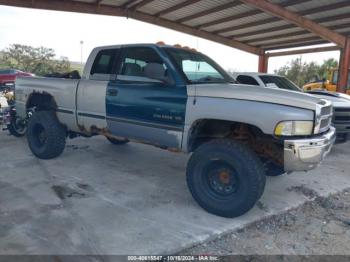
284,127,336,172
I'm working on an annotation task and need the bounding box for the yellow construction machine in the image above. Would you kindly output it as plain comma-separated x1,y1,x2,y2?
303,68,350,94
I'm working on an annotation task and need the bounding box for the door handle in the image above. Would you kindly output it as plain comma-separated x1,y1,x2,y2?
107,89,118,96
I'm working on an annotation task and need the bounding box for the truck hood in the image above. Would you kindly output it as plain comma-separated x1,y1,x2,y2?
307,91,350,108
188,83,323,111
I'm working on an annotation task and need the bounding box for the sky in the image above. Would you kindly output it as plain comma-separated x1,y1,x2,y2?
0,5,341,73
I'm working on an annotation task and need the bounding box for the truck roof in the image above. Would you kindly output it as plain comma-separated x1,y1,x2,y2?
92,43,193,50
91,43,199,56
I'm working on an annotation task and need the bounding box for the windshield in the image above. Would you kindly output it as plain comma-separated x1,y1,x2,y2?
259,75,302,92
164,47,233,84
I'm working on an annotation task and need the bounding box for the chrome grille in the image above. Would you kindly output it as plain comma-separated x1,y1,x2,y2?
320,118,331,130
321,106,332,116
315,100,333,134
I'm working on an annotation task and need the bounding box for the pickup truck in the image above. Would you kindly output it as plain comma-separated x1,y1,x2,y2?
0,69,32,91
232,72,350,143
15,43,336,218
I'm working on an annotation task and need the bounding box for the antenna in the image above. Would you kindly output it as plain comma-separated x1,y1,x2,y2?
193,37,200,105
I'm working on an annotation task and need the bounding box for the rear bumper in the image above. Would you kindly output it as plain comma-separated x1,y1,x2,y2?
284,127,336,172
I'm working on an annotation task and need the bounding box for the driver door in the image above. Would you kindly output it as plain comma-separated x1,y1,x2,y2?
106,46,187,149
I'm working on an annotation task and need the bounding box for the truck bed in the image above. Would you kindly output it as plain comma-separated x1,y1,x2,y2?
15,76,80,131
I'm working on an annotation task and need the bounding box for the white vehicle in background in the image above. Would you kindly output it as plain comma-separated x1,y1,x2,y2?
232,72,350,143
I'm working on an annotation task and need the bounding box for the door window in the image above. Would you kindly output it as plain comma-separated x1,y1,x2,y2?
90,49,119,80
118,47,171,83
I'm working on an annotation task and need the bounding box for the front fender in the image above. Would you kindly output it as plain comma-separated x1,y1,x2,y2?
182,96,314,152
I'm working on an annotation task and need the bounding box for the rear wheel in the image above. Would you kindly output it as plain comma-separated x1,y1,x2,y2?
106,137,129,145
27,111,66,159
7,117,26,137
186,139,266,218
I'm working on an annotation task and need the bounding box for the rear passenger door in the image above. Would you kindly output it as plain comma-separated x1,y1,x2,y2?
77,48,120,132
106,46,187,149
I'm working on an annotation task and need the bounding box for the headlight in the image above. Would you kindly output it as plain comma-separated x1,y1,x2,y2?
274,121,313,136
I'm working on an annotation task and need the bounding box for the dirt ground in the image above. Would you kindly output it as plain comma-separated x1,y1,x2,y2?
181,188,350,258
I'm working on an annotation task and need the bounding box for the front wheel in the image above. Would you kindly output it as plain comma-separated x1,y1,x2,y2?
27,111,66,159
186,139,266,218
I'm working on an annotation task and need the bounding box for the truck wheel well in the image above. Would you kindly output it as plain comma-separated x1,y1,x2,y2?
26,93,57,111
188,119,265,152
188,119,283,168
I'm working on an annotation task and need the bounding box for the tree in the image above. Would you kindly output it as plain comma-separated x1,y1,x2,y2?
274,57,338,87
318,58,338,80
303,61,320,85
274,58,312,86
1,44,71,76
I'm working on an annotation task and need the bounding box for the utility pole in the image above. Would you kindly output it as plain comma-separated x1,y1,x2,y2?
80,40,84,65
299,54,302,87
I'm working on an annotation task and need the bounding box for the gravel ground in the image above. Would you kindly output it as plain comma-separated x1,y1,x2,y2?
181,188,350,258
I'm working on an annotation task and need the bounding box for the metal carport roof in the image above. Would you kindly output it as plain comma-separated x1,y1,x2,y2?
0,0,349,91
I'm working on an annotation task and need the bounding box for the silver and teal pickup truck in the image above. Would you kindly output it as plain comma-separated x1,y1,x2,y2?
15,44,335,218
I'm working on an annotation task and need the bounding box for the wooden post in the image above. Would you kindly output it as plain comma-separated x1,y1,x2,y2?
258,53,268,73
338,38,350,93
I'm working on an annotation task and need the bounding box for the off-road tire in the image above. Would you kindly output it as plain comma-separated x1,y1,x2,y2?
27,111,66,159
7,117,26,137
186,139,266,218
106,137,129,145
